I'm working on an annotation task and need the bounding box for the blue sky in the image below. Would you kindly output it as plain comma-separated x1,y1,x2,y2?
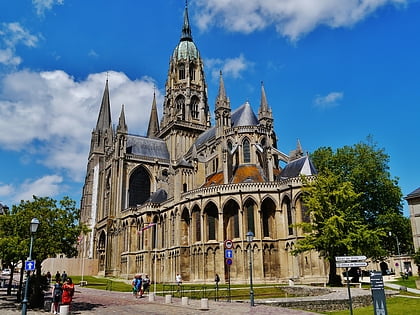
0,0,419,216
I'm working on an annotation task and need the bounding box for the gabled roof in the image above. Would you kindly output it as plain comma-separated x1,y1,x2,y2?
148,188,168,204
405,187,420,200
126,135,169,160
278,156,317,179
231,102,259,127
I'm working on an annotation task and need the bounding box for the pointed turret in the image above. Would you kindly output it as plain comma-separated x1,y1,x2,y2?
181,1,193,42
90,79,113,154
258,81,273,128
215,71,231,138
117,104,127,134
96,79,112,132
147,91,160,138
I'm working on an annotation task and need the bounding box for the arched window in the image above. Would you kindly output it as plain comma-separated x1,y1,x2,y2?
204,202,218,241
189,62,196,80
283,197,294,235
223,200,240,240
128,166,150,207
175,95,185,120
244,198,256,234
179,63,185,80
183,183,187,192
181,208,190,246
192,206,201,242
262,198,276,238
190,96,199,119
243,138,251,163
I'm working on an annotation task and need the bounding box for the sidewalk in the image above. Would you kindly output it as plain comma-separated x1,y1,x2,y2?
0,286,319,315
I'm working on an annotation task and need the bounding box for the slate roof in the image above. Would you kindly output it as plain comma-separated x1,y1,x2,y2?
231,102,259,127
126,135,169,160
148,188,168,203
278,156,317,179
193,101,259,151
405,187,420,200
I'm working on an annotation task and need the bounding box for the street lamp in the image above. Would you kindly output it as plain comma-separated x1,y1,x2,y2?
21,218,40,315
389,231,402,274
246,231,255,307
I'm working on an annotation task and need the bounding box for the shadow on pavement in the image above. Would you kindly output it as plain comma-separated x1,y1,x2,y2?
72,301,105,312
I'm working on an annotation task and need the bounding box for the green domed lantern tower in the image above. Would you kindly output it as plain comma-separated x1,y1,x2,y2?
158,2,210,162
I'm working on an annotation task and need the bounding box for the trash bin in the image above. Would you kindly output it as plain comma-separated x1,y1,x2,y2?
60,304,70,315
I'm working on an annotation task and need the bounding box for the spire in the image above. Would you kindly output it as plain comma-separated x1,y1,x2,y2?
181,0,193,42
147,90,160,138
96,79,112,131
215,71,229,109
117,104,127,133
258,81,273,126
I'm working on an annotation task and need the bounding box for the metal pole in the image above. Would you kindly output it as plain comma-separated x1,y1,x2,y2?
345,268,353,315
249,245,254,307
21,234,34,315
395,235,402,274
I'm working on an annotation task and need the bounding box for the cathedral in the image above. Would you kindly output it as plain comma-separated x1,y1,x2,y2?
79,4,326,284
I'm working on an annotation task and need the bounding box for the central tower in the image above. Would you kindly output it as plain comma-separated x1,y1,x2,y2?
157,3,210,162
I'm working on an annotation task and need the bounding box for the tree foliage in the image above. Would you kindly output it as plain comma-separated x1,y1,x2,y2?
0,196,83,296
293,139,410,285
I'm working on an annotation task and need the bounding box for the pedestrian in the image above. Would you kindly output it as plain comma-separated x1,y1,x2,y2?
176,273,182,291
61,270,68,283
62,277,75,311
52,279,62,314
215,273,220,287
132,274,142,298
46,271,52,284
55,271,61,282
142,274,150,294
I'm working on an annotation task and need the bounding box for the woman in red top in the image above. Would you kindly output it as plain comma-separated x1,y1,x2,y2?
61,277,75,307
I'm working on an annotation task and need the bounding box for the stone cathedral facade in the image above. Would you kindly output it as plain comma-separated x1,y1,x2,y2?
79,5,327,284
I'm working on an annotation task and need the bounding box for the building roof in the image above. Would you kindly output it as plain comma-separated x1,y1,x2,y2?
148,188,168,203
126,135,169,160
405,187,420,200
278,156,317,179
231,102,259,127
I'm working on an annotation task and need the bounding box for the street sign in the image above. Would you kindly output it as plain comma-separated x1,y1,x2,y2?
336,262,368,268
25,260,35,271
224,240,233,249
226,258,233,265
335,255,367,262
225,249,233,258
370,271,388,315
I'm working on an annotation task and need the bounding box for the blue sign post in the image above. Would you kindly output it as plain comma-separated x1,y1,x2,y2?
225,249,233,259
25,260,35,271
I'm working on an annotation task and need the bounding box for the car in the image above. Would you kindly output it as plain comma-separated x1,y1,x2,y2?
1,269,11,276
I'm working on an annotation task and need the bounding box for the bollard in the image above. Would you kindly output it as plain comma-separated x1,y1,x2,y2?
59,305,70,315
182,296,189,305
200,298,209,310
165,294,172,304
149,292,156,302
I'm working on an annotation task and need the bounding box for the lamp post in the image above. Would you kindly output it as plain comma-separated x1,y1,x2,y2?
389,231,402,274
21,218,40,315
246,231,255,307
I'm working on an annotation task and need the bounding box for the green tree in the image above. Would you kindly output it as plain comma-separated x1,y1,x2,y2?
311,139,412,253
413,248,420,276
294,172,386,285
0,196,83,301
293,139,409,285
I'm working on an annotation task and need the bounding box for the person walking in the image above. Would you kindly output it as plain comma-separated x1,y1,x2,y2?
52,279,62,314
142,274,150,295
176,273,182,292
62,277,75,312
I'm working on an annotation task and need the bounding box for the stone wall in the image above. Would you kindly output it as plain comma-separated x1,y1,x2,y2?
42,257,98,277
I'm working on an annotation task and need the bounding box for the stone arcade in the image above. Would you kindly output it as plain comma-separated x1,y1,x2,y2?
79,4,327,284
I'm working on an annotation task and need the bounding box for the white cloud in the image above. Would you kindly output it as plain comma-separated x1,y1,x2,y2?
0,183,14,196
32,0,64,16
193,0,406,40
13,175,63,203
314,91,343,108
0,70,163,181
0,23,39,66
206,54,252,80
